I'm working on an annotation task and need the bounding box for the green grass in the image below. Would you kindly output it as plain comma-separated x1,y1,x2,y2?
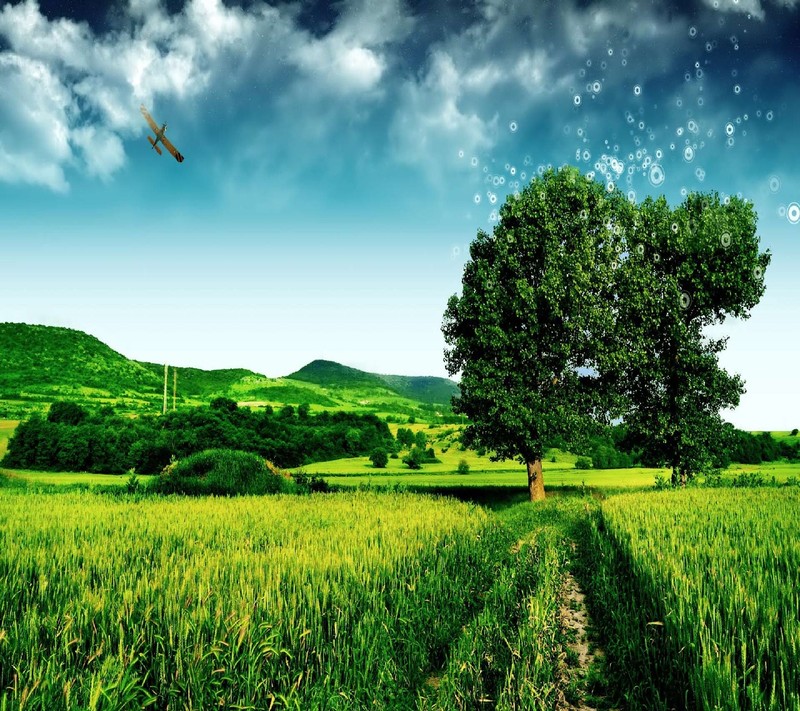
582,488,800,710
1,469,154,488
0,489,572,709
0,420,17,460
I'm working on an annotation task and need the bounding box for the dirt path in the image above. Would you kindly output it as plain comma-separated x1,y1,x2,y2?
557,559,612,710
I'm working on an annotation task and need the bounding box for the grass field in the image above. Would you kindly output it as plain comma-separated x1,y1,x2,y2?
0,420,17,460
585,488,800,710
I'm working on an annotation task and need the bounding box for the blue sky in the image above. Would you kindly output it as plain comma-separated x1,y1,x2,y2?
0,0,798,429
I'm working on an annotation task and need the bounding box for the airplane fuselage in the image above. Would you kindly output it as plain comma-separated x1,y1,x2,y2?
152,123,167,149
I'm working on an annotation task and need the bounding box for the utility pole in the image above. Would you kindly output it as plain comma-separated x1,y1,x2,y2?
173,367,177,411
163,363,168,415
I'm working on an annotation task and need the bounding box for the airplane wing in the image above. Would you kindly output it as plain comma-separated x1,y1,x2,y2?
160,135,184,163
139,104,159,133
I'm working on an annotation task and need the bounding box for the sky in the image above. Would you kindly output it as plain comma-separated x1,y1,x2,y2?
0,0,798,429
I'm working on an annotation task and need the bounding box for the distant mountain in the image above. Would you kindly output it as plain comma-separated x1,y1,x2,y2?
373,373,459,406
0,324,457,419
287,360,389,390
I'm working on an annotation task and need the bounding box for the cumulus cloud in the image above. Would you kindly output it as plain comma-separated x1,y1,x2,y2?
699,0,798,19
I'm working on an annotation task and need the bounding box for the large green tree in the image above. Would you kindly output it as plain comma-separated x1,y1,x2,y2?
611,192,769,484
443,166,630,500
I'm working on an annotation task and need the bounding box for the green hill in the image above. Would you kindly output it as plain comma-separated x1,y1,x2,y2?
287,360,388,389
0,324,456,421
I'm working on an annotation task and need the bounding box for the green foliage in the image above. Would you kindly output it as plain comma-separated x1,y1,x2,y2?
396,426,415,449
457,458,470,475
414,430,428,449
288,359,388,389
152,449,287,496
47,401,88,425
374,374,459,406
402,446,426,470
443,166,628,475
792,428,799,436
610,192,769,483
574,456,593,470
209,396,238,413
369,448,389,468
3,405,395,474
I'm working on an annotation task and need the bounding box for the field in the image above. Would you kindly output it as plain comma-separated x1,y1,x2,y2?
585,488,800,709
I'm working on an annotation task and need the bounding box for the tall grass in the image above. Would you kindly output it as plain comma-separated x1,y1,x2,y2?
0,490,512,709
583,488,800,710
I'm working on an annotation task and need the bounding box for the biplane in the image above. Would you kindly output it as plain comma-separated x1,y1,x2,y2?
140,104,184,163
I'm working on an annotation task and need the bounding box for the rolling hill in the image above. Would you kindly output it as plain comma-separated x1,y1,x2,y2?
0,323,458,420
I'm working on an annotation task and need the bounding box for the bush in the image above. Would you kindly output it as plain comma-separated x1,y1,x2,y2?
792,429,799,436
457,459,470,475
153,449,288,496
402,446,425,470
575,456,593,470
370,448,389,468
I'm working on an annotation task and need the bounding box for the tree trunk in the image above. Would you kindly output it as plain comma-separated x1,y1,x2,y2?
526,459,545,501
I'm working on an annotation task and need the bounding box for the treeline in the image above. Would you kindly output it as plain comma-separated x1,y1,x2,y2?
2,400,393,474
571,424,800,470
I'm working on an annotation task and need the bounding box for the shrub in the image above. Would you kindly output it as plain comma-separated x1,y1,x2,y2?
402,446,425,470
153,449,288,496
457,459,470,475
792,429,799,436
370,448,389,469
574,456,593,470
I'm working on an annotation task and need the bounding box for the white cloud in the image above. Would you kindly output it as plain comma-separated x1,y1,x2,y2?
71,125,126,180
0,52,72,192
698,0,798,19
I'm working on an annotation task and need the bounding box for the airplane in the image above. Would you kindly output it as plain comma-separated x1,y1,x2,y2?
140,104,184,163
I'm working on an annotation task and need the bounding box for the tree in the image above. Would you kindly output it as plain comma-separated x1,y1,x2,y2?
791,429,798,437
402,446,425,470
369,448,388,468
396,427,414,449
443,166,628,500
210,397,238,413
457,458,470,475
414,430,427,449
610,192,769,485
47,401,87,425
297,403,311,420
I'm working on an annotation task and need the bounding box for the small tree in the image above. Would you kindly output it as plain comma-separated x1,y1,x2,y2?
369,448,389,468
210,397,238,413
575,456,592,470
402,446,425,470
47,401,87,425
415,431,428,449
791,429,798,437
396,427,415,449
457,458,470,475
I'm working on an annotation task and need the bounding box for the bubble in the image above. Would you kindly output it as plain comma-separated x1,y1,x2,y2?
601,61,607,70
586,170,595,180
474,194,481,204
489,193,497,205
580,209,588,220
697,97,704,107
636,243,645,256
727,137,735,147
689,26,697,37
608,47,614,56
720,232,731,248
577,127,584,137
648,164,665,187
489,210,498,222
639,121,645,130
684,72,692,82
586,59,592,67
493,176,500,186
509,120,518,132
725,122,735,136
607,181,615,192
510,166,516,176
471,156,478,166
753,266,763,279
653,253,661,263
628,190,636,203
778,205,787,217
696,69,703,79
677,98,683,108
621,59,627,66
520,172,526,180
583,150,591,161
458,149,464,158
679,292,692,310
574,94,582,106
672,222,679,233
634,84,642,96
655,149,663,160
683,146,695,162
706,42,713,52
766,110,774,121
507,234,514,243
452,246,461,258
696,168,705,181
592,80,602,93
788,202,800,224
677,127,684,137
734,84,741,95
768,176,781,192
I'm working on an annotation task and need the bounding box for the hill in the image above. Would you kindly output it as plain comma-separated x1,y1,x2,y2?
0,323,457,420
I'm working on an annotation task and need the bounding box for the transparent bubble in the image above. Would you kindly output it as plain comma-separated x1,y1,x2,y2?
683,146,695,162
648,164,665,186
458,149,464,158
727,137,735,147
677,98,683,108
509,121,518,132
579,68,586,78
788,202,800,224
473,194,481,204
725,122,735,136
696,68,703,79
489,193,497,205
574,94,582,106
639,121,645,130
679,292,691,310
607,181,615,192
734,85,741,95
689,26,697,37
628,190,636,203
580,209,588,220
471,156,478,166
685,72,692,82
769,176,780,192
634,84,642,96
586,170,595,180
778,205,787,217
583,150,591,161
592,80,602,93
636,243,645,255
677,127,684,137
622,59,627,66
655,149,663,159
672,222,679,233
608,47,614,56
680,187,688,196
753,266,763,279
510,166,516,176
766,111,774,121
720,232,731,248
688,120,698,134
698,97,704,107
670,143,676,150
706,42,713,52
586,59,592,67
452,246,461,258
493,176,500,186
653,253,661,263
601,61,607,70
577,127,584,137
696,168,705,181
489,210,498,222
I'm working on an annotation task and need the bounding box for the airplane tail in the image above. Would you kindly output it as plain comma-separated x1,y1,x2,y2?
147,136,162,156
